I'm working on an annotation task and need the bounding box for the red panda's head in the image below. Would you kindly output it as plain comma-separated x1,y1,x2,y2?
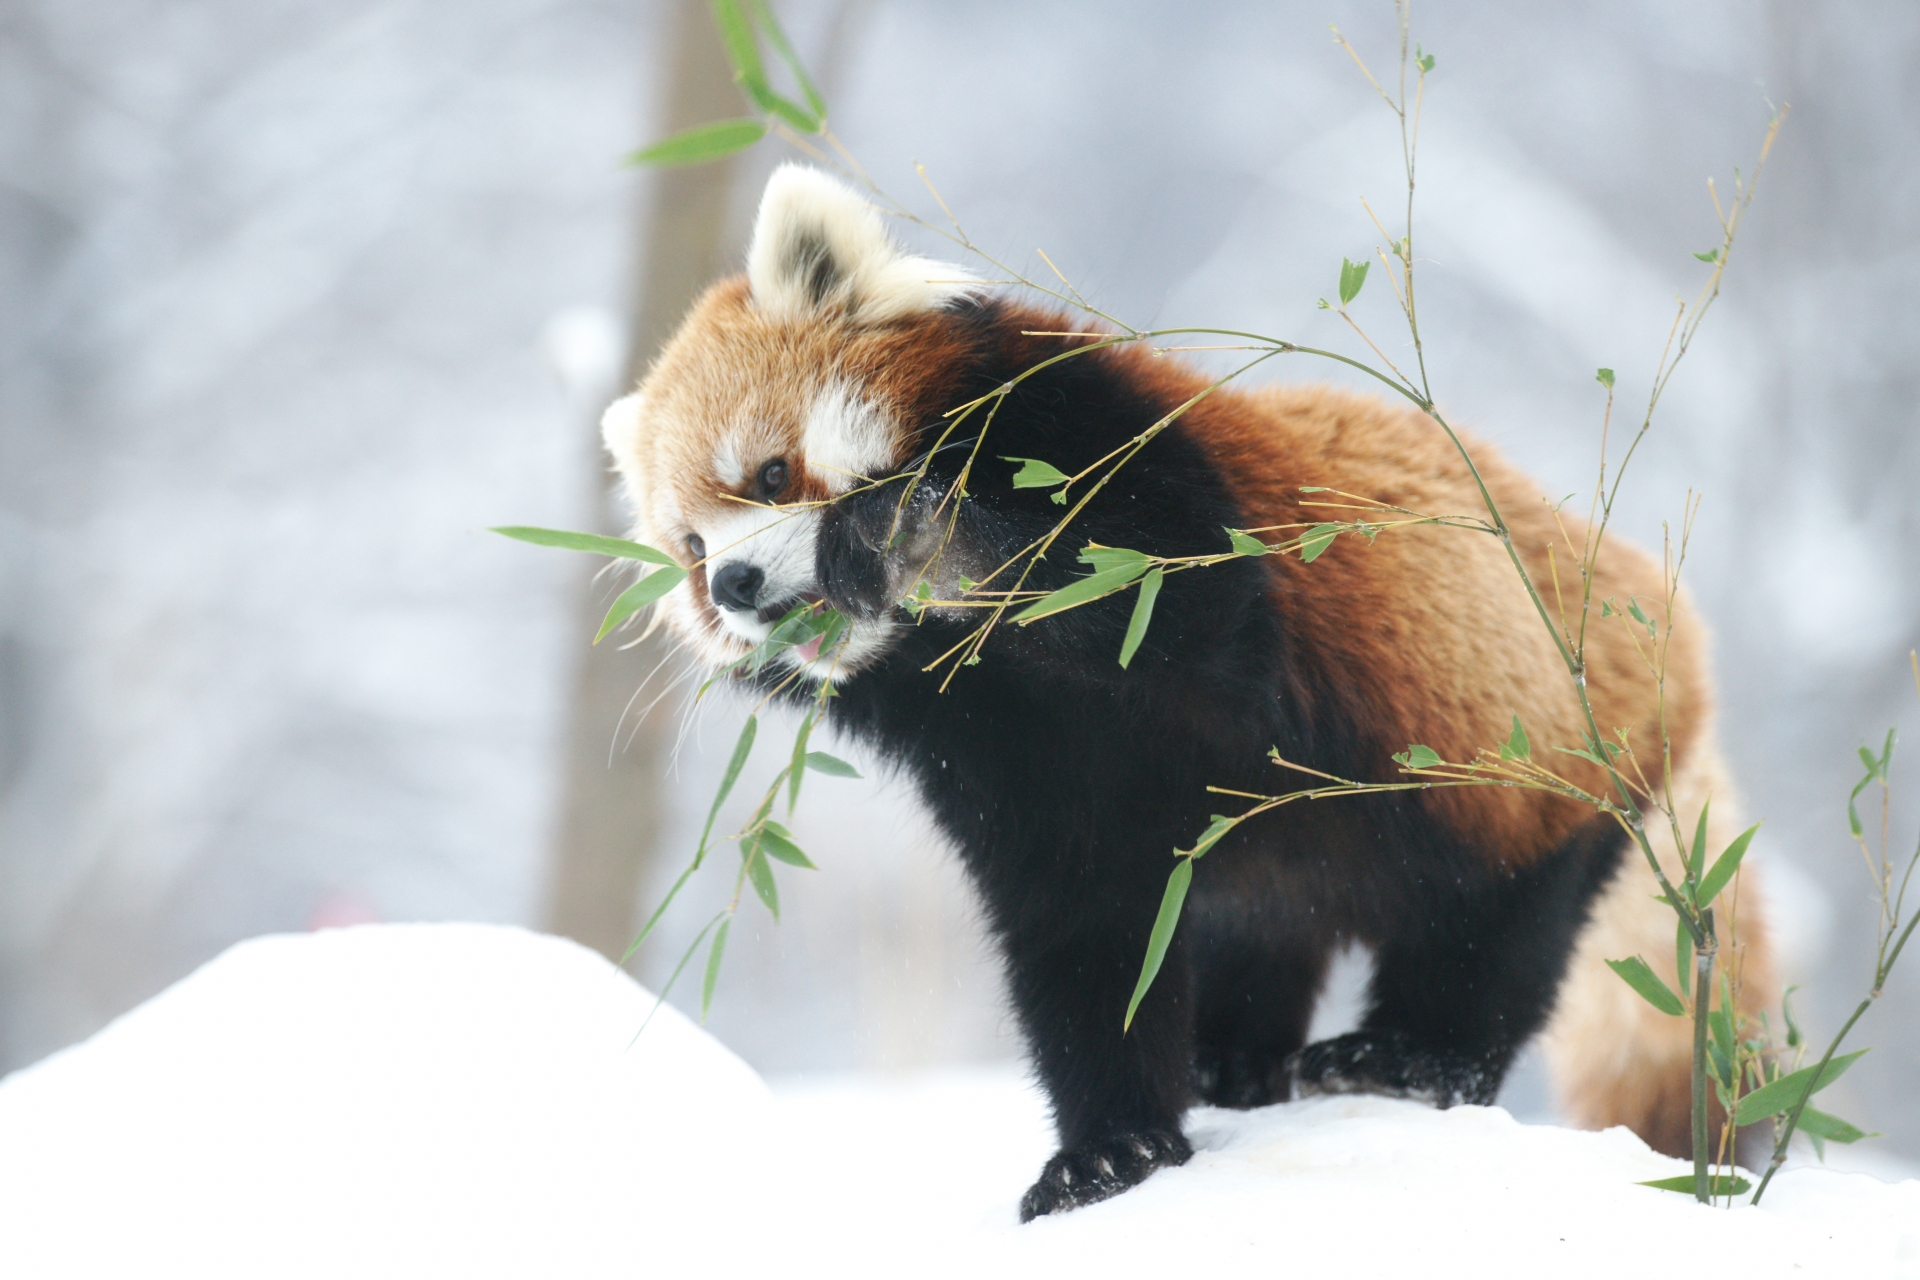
601,165,978,675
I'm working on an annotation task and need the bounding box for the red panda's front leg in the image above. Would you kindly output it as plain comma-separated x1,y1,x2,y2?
999,903,1197,1221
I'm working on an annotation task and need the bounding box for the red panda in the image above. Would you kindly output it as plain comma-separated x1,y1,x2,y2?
600,165,1776,1219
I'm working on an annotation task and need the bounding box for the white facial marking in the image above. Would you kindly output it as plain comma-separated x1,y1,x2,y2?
699,504,822,645
711,436,745,488
802,383,895,495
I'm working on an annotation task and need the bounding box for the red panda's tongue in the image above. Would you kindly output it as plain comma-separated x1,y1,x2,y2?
793,633,825,664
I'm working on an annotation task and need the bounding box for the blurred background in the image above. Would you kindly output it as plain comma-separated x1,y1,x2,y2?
2,0,1915,1161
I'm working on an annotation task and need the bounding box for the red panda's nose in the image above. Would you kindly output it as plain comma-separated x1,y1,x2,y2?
709,562,764,613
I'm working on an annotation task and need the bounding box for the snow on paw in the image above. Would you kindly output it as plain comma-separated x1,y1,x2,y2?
1017,1128,1192,1222
1285,1031,1499,1108
1193,1047,1293,1110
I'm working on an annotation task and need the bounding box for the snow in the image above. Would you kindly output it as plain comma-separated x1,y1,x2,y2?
1,924,1914,1278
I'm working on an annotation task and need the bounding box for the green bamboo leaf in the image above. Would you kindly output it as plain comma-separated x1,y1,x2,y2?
1182,814,1239,858
1795,1104,1869,1145
1697,822,1760,905
699,715,758,853
1299,524,1342,563
718,0,811,129
737,78,820,132
1688,797,1712,884
1733,1048,1869,1125
745,844,779,918
1596,368,1615,389
744,0,826,118
1401,744,1443,769
1709,1004,1735,1062
594,566,688,642
1782,986,1804,1050
1079,544,1152,574
756,821,816,869
1552,744,1608,768
787,711,814,813
1011,562,1149,624
814,609,847,656
804,750,861,778
765,603,829,647
709,0,766,84
762,94,820,134
621,862,699,964
1499,714,1531,762
1229,532,1271,557
1124,858,1193,1031
641,911,726,1031
1850,731,1898,836
1627,597,1656,636
627,118,768,167
1606,956,1686,1017
1693,247,1721,263
491,526,681,565
700,917,732,1021
1415,44,1435,73
743,602,827,674
1338,257,1369,306
1118,567,1164,669
1003,456,1070,489
1709,1041,1735,1095
1675,917,1693,1004
1638,1173,1750,1196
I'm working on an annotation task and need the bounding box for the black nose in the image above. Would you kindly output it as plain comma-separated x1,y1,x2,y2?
709,562,764,613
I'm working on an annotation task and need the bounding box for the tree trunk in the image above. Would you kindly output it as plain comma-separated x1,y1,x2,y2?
540,0,747,960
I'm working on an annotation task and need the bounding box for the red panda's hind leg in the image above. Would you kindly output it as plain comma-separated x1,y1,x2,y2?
1291,816,1631,1110
1190,929,1331,1109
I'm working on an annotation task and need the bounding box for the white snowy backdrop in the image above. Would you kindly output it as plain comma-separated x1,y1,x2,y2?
2,0,1916,1162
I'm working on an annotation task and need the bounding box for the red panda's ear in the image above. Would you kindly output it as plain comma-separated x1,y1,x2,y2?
600,390,650,522
746,164,974,324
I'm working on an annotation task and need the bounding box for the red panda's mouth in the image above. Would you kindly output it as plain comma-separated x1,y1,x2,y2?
752,591,825,626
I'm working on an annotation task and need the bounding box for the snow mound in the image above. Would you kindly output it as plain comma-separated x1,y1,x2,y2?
0,924,767,1276
2,924,1915,1278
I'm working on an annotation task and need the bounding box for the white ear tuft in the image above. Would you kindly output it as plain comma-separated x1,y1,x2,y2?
599,391,646,459
600,390,649,521
746,164,975,323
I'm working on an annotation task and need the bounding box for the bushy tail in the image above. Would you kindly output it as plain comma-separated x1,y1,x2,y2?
1539,736,1777,1159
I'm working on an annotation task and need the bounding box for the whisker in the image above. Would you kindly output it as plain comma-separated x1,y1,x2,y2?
609,639,691,764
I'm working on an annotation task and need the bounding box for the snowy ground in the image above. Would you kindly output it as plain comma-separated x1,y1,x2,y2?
0,925,1914,1278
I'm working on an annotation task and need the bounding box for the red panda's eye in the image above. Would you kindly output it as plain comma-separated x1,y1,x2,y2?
686,534,706,561
758,458,789,497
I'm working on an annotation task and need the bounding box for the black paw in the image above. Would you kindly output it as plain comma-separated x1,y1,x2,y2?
1018,1129,1192,1222
1194,1048,1293,1109
1285,1031,1501,1108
